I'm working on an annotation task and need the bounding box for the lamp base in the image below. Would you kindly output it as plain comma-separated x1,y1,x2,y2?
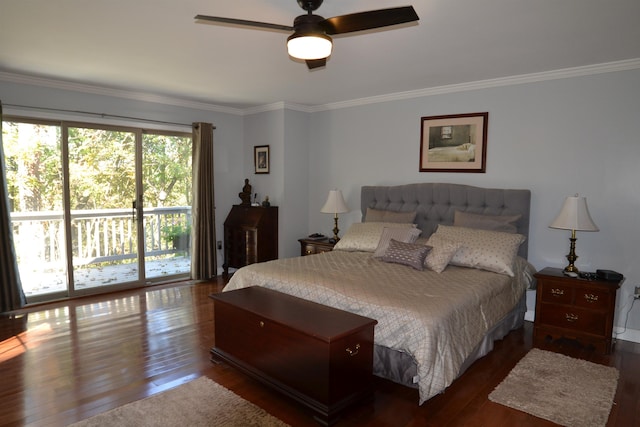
332,215,340,242
564,233,579,273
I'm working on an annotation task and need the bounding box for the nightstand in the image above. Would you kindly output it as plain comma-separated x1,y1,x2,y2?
533,267,622,354
298,238,335,256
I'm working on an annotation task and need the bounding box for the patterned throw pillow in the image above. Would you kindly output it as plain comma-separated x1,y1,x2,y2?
373,227,422,258
333,222,417,252
380,239,431,270
433,225,526,276
423,234,462,273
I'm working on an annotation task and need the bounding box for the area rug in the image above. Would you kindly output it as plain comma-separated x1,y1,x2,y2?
489,348,619,427
69,377,290,427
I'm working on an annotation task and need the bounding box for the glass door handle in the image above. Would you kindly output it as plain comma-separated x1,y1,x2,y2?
133,195,143,222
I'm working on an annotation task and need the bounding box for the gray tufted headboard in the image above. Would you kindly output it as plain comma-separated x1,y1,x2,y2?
361,183,531,258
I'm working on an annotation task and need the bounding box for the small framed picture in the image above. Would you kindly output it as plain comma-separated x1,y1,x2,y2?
254,145,270,174
420,112,488,173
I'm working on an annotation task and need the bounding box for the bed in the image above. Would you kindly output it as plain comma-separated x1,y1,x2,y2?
223,182,533,405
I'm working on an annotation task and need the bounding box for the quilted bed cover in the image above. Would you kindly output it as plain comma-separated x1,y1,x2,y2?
223,250,526,404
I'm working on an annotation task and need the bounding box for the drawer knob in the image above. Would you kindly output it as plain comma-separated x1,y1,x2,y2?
345,343,360,357
305,249,313,254
565,313,579,322
584,293,599,303
551,288,564,296
259,321,265,328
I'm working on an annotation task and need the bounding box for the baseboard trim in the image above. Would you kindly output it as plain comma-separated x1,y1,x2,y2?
614,327,640,344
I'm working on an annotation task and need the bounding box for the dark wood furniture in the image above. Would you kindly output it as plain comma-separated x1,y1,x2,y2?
210,286,377,425
533,267,622,354
298,237,335,256
223,205,278,275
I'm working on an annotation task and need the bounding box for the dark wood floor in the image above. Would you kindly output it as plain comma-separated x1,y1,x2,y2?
1,278,638,427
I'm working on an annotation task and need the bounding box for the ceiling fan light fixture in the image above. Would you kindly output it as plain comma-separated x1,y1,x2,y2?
287,33,332,60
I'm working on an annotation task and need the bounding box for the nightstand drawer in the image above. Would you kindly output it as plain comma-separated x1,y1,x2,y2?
574,288,611,310
302,243,325,255
299,238,335,256
539,282,574,305
538,304,607,336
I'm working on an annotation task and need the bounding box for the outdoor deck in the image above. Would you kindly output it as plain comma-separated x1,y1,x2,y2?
20,255,191,297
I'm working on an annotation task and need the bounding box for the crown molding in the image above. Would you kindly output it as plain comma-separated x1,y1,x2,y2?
309,58,640,112
0,71,245,116
243,101,314,116
2,58,639,116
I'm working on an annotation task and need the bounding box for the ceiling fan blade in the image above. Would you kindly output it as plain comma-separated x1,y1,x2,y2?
322,6,419,35
194,15,293,32
306,58,326,69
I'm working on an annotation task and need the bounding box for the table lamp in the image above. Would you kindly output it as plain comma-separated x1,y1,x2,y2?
320,189,349,242
549,194,599,273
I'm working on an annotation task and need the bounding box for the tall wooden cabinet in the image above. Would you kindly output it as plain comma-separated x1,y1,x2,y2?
223,205,278,275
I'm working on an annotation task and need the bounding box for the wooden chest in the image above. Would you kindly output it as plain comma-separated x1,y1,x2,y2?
533,267,621,354
210,286,377,425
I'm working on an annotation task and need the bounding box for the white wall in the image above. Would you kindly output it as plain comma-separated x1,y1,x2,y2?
243,107,310,259
307,68,640,341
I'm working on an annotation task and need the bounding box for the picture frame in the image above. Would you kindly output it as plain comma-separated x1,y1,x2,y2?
419,112,488,173
254,145,270,174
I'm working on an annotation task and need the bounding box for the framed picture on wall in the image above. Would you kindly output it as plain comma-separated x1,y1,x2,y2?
254,145,270,174
419,112,488,173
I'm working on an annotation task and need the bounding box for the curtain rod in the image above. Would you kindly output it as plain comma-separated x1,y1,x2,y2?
3,103,194,128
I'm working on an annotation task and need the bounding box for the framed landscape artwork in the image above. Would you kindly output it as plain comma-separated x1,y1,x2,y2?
419,112,488,172
254,145,270,174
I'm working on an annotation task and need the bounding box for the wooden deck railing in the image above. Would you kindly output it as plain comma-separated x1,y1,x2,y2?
10,207,191,267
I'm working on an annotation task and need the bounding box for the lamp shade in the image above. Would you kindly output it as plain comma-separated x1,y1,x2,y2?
549,195,599,231
320,190,348,214
287,33,332,60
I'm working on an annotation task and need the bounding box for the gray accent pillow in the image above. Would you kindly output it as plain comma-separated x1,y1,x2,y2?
365,208,417,224
453,210,521,234
380,239,431,270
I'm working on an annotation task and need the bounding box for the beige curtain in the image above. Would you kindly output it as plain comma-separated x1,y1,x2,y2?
190,122,217,279
0,100,27,312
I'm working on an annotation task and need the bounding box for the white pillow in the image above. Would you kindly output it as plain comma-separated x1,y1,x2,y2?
423,234,462,273
333,222,418,252
373,227,422,258
432,225,526,276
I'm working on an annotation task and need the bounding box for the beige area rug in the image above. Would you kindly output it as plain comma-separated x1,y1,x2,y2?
69,377,290,427
489,348,619,427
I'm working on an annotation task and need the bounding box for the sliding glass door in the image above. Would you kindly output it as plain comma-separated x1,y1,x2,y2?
2,120,67,297
67,125,141,290
141,131,192,281
3,118,192,302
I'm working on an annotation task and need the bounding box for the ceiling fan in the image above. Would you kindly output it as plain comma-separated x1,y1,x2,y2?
195,0,419,69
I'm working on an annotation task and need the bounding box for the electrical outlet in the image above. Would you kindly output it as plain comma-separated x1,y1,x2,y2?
635,286,640,299
217,240,222,250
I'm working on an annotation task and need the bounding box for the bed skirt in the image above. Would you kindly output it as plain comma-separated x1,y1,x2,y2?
373,293,527,391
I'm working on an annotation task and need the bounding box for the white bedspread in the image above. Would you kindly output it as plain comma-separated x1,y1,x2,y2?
223,250,525,404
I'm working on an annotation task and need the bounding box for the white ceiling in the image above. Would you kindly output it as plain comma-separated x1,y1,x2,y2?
1,0,640,110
